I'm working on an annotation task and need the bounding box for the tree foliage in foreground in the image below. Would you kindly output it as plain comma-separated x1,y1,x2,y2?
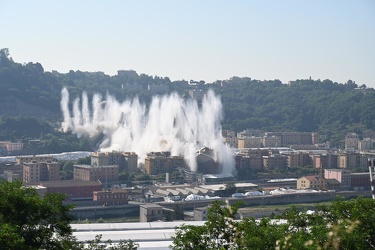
172,197,375,250
0,181,138,250
0,180,76,249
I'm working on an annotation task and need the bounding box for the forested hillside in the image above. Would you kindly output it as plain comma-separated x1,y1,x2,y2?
1,48,374,148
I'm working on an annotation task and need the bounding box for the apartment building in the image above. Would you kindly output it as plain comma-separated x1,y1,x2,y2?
235,148,264,171
238,136,262,148
311,154,338,169
262,135,281,147
285,152,311,168
144,153,185,175
16,155,54,165
0,141,23,153
74,165,119,183
358,138,375,150
338,153,368,169
91,151,138,174
23,161,60,184
262,154,287,170
237,129,264,138
345,133,359,150
265,132,318,146
222,130,238,148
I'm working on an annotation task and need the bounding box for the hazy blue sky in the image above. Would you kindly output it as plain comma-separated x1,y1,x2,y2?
1,1,374,87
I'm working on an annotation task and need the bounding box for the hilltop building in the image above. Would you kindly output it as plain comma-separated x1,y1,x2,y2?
0,141,23,154
345,133,359,150
188,89,206,101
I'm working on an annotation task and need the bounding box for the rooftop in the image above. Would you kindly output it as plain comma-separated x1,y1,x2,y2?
74,164,118,169
27,180,102,188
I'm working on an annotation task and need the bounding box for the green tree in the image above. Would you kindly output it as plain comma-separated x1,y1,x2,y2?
172,197,375,250
0,180,139,250
85,235,139,250
172,201,242,250
0,180,77,249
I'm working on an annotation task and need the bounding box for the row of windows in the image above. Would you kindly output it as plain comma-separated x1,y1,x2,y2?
97,194,126,199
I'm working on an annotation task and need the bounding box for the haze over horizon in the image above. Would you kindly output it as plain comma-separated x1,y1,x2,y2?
1,1,374,87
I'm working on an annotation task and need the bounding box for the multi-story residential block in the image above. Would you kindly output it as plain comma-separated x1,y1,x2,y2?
74,165,119,183
311,132,320,145
312,154,338,169
16,155,54,165
345,133,359,150
93,187,128,206
324,169,351,190
0,141,23,153
235,149,264,171
262,154,287,170
144,152,185,175
238,136,262,148
285,152,311,167
222,130,238,148
235,154,263,171
338,153,367,169
363,130,375,139
358,138,375,150
265,132,318,146
262,135,281,147
23,160,60,183
237,129,264,138
91,151,138,174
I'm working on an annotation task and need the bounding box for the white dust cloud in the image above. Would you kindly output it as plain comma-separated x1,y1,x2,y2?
60,88,235,174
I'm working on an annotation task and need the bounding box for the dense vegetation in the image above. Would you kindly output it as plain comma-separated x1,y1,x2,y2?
172,197,375,250
0,181,138,249
1,48,375,149
1,180,374,249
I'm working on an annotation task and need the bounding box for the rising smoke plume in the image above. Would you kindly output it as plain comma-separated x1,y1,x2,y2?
60,87,235,174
